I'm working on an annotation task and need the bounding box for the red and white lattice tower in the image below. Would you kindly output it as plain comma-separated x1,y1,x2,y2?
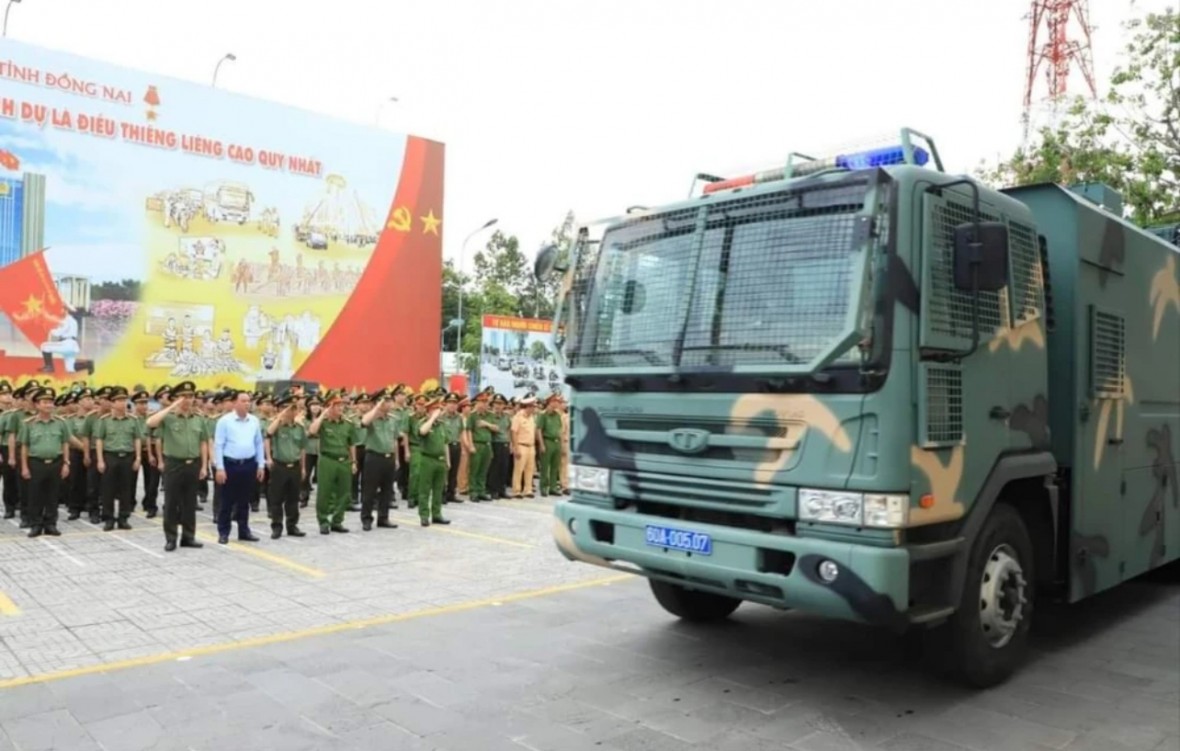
1022,0,1098,145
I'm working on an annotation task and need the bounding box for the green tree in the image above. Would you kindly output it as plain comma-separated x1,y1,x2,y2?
529,340,550,362
981,9,1178,224
91,279,142,301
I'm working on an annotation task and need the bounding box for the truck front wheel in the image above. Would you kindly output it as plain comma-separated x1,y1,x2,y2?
648,580,741,623
944,503,1035,688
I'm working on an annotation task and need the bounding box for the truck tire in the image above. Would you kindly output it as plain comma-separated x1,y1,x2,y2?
945,503,1035,688
648,580,741,623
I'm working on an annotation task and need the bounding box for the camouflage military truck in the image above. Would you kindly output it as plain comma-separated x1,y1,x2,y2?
533,129,1180,688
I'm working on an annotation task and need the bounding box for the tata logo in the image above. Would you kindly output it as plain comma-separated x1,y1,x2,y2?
668,428,710,454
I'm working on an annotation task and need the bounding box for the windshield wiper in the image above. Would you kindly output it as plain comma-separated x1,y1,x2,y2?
680,343,805,364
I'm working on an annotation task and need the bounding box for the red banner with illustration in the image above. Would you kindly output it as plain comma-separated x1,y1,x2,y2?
0,39,442,392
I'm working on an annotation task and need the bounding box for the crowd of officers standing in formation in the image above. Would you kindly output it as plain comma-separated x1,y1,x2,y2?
0,378,570,550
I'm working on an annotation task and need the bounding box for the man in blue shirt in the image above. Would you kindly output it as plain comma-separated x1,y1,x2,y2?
213,390,265,544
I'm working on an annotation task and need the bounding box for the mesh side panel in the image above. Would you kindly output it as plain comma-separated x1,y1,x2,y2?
570,181,871,370
1090,307,1125,398
1008,221,1044,326
920,363,963,446
926,198,1010,341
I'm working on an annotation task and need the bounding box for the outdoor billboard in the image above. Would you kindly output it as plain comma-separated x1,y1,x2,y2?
0,39,443,392
478,314,568,400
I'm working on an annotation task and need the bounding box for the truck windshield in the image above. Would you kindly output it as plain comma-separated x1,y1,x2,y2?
568,180,873,370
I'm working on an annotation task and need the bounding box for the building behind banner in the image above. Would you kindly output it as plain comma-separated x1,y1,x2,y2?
0,39,443,392
477,314,568,400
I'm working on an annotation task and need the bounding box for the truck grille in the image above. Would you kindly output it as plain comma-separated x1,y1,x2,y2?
612,469,785,510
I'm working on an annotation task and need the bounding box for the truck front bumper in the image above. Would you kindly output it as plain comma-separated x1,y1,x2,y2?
553,501,912,630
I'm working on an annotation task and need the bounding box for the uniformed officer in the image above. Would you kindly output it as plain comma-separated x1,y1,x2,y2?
350,391,373,507
95,385,144,530
359,389,401,531
536,394,564,496
390,385,412,499
489,394,511,498
0,379,16,519
415,394,451,526
5,382,38,526
301,395,323,507
307,390,358,535
146,381,207,551
441,393,465,504
82,387,111,523
466,391,497,501
131,390,160,518
405,394,427,508
18,386,72,537
510,396,538,498
265,394,308,539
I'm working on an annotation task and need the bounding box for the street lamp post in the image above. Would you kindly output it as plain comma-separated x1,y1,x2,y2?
212,53,236,87
374,96,399,125
3,0,22,37
455,218,498,360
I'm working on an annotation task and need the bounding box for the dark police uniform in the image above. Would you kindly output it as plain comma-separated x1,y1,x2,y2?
360,390,401,530
267,396,308,538
0,379,20,519
96,388,144,529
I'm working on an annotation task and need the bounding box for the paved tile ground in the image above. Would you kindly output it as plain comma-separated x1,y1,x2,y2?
0,491,1177,751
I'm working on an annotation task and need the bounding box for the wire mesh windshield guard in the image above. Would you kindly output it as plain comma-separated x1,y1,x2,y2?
567,176,881,372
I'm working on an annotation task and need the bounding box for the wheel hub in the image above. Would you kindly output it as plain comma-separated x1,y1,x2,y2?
978,543,1027,649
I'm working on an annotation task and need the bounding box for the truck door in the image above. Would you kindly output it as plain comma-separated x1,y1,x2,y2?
914,189,1012,521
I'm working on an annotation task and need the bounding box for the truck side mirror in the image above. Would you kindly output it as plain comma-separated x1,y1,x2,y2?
953,222,1009,292
533,244,567,281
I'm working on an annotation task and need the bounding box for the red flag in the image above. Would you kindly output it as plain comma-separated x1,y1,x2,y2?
0,250,68,346
0,149,18,171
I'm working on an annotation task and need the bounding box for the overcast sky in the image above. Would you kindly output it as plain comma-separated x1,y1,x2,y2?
3,0,1167,273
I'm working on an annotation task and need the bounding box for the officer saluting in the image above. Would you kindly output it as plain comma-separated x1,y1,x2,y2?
307,389,359,535
145,381,208,552
18,386,73,537
265,393,308,539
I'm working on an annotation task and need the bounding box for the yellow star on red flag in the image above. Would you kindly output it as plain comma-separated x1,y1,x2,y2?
420,210,441,236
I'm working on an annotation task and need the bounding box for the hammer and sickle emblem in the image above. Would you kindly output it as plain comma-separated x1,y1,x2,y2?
387,206,412,232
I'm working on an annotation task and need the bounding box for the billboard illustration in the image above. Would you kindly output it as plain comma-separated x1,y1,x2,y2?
0,40,443,391
478,314,568,400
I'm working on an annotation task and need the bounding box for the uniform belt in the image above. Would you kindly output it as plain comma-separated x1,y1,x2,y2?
366,450,394,458
322,454,349,462
280,461,297,469
33,457,62,464
166,457,198,464
423,453,445,460
104,451,131,458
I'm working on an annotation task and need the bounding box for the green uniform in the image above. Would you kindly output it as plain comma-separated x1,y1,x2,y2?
416,413,449,522
19,416,72,530
268,421,306,533
364,414,401,454
95,414,144,454
159,413,207,459
406,410,424,505
158,412,208,546
467,410,494,499
536,411,564,495
95,414,144,522
0,410,20,516
314,416,359,528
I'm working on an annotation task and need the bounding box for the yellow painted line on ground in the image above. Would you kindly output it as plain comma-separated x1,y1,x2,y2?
130,513,326,579
0,591,20,617
0,574,631,689
388,513,535,549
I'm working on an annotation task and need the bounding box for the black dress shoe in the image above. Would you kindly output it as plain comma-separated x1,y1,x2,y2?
330,524,349,533
431,517,451,525
27,527,42,538
45,527,61,536
118,519,132,530
146,509,157,519
377,519,398,529
103,520,115,531
239,533,260,542
362,520,372,531
2,509,14,519
164,540,177,551
88,514,101,525
287,527,306,537
179,538,203,548
218,535,229,545
320,523,330,535
420,518,429,527
67,511,81,521
271,529,282,540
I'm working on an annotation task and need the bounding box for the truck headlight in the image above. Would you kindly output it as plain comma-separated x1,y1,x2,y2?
799,489,863,525
798,489,909,528
570,464,610,495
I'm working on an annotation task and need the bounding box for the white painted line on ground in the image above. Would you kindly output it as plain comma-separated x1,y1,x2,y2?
39,539,86,567
106,530,165,559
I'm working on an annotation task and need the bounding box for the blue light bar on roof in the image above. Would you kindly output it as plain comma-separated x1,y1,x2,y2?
835,145,930,170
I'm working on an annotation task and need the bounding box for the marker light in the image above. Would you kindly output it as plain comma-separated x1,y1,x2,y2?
702,144,931,195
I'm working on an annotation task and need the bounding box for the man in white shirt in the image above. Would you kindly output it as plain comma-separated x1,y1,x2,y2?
40,307,81,374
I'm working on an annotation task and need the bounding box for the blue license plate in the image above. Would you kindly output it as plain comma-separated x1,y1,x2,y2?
644,525,713,556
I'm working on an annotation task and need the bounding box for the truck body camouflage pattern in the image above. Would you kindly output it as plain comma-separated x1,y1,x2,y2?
539,132,1180,683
